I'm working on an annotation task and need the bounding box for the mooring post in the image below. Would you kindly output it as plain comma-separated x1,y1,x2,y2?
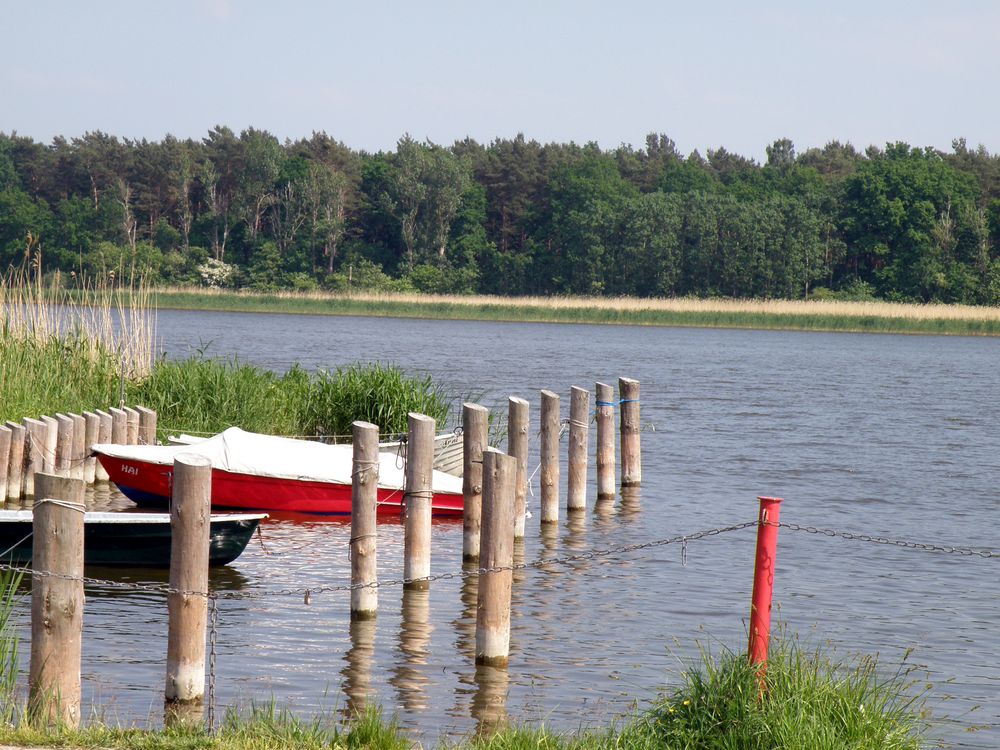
462,403,489,561
748,496,783,681
124,406,140,445
28,473,85,729
70,414,86,481
595,382,616,501
40,415,58,474
507,397,529,538
476,448,516,667
351,421,379,619
4,421,25,499
54,414,74,479
0,426,10,501
539,390,560,525
22,417,46,496
94,410,112,481
165,454,212,724
567,386,590,512
619,377,641,488
83,412,100,483
110,407,127,445
137,406,157,445
403,412,435,589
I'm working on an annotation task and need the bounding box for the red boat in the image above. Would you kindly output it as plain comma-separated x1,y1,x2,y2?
93,427,464,516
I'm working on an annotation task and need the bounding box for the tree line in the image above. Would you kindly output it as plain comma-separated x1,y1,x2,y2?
2,128,999,303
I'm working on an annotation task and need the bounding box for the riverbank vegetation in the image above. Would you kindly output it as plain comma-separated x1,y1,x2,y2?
3,130,1000,307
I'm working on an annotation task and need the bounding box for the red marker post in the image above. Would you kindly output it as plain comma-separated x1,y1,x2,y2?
748,496,782,679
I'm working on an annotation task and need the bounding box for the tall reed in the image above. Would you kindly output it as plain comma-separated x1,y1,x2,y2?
0,569,21,726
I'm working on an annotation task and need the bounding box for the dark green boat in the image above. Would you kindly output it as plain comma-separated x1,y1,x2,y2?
0,510,266,567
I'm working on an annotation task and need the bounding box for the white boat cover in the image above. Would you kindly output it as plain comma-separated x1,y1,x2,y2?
93,427,463,495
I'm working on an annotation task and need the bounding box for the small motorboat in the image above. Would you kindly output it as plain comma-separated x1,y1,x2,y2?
0,510,266,567
93,427,464,516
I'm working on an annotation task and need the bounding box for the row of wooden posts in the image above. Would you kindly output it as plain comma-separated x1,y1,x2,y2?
23,378,641,728
0,406,158,499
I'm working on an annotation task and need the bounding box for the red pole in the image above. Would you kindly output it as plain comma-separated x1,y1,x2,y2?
748,496,782,672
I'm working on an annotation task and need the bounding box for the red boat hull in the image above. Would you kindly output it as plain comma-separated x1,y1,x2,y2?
97,454,464,516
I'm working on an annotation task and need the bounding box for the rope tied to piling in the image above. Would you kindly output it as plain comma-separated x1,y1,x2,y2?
350,459,380,481
33,498,86,513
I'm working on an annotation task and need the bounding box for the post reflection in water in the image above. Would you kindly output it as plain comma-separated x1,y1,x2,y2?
341,616,377,718
452,560,479,660
593,495,616,532
619,486,641,519
389,587,432,711
471,663,510,737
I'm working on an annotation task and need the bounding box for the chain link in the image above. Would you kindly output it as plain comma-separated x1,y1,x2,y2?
207,595,218,732
775,521,996,558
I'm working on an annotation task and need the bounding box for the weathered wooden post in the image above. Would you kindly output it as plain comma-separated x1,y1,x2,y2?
40,415,58,474
539,390,560,525
403,413,435,589
4,421,25,499
137,406,157,445
351,421,379,619
22,417,47,496
95,410,112,481
83,412,100,483
595,382,616,501
110,407,127,445
0,426,10,501
70,414,86,480
462,403,489,561
567,386,590,512
124,407,140,445
619,377,641,488
165,454,212,724
507,397,529,539
54,414,74,479
476,448,516,667
28,473,85,729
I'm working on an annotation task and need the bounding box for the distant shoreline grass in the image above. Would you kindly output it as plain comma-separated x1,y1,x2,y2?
149,287,1000,336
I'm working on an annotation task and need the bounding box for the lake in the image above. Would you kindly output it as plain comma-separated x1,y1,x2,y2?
8,310,1000,747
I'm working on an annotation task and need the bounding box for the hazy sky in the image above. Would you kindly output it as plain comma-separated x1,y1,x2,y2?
4,1,999,160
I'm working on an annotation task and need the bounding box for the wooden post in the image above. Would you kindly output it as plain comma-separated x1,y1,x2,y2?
165,454,212,721
110,407,127,445
476,448,516,667
83,412,100,483
0,426,10,501
55,414,74,479
507,397,529,539
124,406,140,445
22,417,46,496
4,421,25,499
567,386,590,512
40,416,58,474
539,390,560,525
351,421,379,619
619,377,641,488
137,406,157,445
28,473,85,729
462,403,489,561
95,410,112,481
595,382,616,501
403,412,435,589
70,414,86,481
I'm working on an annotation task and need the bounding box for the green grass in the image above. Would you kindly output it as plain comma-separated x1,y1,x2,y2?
0,569,21,726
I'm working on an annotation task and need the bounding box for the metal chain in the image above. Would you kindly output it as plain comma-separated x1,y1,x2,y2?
0,561,215,597
207,595,219,732
775,522,997,558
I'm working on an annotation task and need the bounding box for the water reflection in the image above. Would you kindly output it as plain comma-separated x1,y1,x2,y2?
619,486,641,519
452,560,479,660
341,616,376,718
471,663,510,736
390,587,432,711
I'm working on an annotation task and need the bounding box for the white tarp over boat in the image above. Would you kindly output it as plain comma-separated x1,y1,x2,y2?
93,427,463,495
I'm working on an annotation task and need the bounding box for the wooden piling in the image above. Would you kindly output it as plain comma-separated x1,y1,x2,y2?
22,418,46,496
0,426,10,501
28,473,85,729
70,414,86,481
165,454,212,720
595,382,616,501
40,416,58,474
539,390,560,525
95,410,112,481
110,407,127,445
83,412,100,483
567,386,590,512
351,421,379,619
124,406,140,445
507,397,529,539
403,412,435,589
137,406,157,445
462,403,489,561
619,378,641,487
55,414,74,479
4,422,25,500
475,448,516,667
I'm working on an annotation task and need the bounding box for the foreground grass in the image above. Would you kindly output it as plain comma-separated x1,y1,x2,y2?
0,640,928,750
151,287,1000,336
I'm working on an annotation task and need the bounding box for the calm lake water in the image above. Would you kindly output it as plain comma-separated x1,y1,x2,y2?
8,311,1000,747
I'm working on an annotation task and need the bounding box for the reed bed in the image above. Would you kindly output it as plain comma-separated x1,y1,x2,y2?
151,286,1000,335
0,570,20,726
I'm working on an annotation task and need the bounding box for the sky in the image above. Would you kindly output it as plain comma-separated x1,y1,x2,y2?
3,0,1000,161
